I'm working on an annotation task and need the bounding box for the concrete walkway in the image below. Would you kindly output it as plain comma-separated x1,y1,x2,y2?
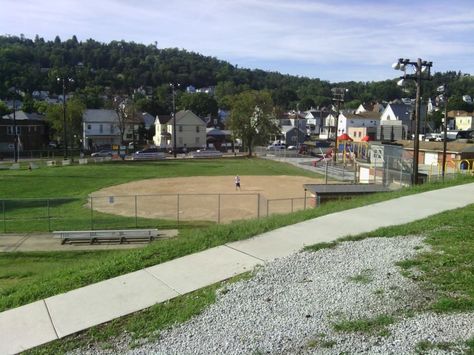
1,183,473,354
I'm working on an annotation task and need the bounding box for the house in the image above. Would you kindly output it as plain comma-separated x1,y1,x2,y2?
337,112,381,141
206,128,233,150
280,125,306,146
355,102,385,114
288,111,307,131
0,111,48,152
82,109,120,150
320,112,337,140
154,110,207,150
153,115,172,148
379,103,427,139
82,109,143,151
304,110,329,135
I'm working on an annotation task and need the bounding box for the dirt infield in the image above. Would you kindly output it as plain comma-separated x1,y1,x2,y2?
90,175,325,223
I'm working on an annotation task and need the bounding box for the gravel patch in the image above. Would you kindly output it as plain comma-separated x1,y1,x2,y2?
70,235,474,354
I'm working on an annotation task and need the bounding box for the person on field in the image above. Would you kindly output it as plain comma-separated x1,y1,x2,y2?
235,175,241,190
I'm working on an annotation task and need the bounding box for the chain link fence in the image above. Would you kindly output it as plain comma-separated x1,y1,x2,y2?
0,193,315,232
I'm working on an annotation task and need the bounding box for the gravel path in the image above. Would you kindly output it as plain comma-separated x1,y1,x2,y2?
72,236,474,354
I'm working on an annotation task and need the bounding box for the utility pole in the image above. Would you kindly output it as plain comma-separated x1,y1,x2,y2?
170,83,179,158
392,58,432,185
438,85,449,180
12,89,18,162
413,58,422,185
331,88,346,163
57,77,73,159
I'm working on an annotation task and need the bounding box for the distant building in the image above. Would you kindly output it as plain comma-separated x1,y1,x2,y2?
82,109,144,151
153,110,207,149
379,103,427,140
304,109,329,135
0,111,48,152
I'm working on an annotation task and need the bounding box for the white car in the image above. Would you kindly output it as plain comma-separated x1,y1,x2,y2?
266,143,286,150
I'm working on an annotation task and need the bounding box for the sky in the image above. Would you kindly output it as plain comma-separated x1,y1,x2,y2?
1,0,474,82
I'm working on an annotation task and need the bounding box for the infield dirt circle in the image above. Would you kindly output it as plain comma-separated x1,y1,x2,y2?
90,175,325,223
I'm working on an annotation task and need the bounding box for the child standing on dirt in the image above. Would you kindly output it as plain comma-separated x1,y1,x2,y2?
235,175,241,190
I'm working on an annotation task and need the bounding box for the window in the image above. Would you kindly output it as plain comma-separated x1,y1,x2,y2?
110,125,114,133
7,126,21,135
99,124,103,133
87,124,91,130
178,125,183,132
196,126,200,133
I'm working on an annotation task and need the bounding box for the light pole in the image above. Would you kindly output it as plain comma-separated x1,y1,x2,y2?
331,88,347,163
392,58,432,185
12,88,18,162
436,85,449,180
170,83,180,158
296,104,300,150
57,77,74,159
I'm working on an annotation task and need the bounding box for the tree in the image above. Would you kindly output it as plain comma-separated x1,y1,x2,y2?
229,90,279,157
299,97,316,111
45,98,85,146
447,95,473,112
428,110,443,130
0,100,9,116
112,96,130,145
111,96,139,145
178,92,218,117
21,94,35,113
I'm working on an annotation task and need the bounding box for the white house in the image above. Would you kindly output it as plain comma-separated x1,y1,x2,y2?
153,110,207,149
82,109,141,151
82,109,120,150
304,110,329,135
337,112,381,137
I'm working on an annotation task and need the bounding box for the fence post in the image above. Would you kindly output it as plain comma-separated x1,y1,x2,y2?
257,193,260,219
47,199,51,232
177,194,180,225
304,190,307,210
374,156,377,184
291,198,294,213
325,161,328,184
135,195,138,228
266,199,269,217
2,200,5,233
90,196,94,230
400,163,403,186
217,194,221,224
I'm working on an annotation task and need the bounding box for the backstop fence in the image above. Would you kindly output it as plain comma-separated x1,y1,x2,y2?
0,193,314,233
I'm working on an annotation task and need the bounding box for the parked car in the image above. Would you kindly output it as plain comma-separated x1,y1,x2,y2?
133,147,165,160
91,149,115,157
266,142,286,150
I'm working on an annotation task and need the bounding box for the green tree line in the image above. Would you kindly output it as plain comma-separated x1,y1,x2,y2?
1,34,473,117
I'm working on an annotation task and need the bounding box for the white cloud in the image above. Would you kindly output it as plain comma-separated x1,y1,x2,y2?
0,0,473,80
